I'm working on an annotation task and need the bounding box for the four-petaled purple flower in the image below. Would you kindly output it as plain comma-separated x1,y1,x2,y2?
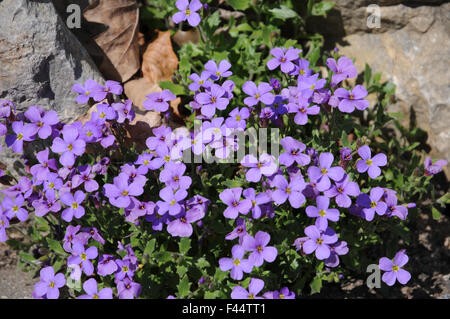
356,145,387,179
307,152,345,191
326,56,358,85
204,60,232,81
68,242,98,276
241,231,278,267
334,85,369,113
60,190,86,222
324,174,360,208
267,47,301,74
51,125,86,167
196,84,230,118
240,153,278,183
306,196,340,229
231,278,264,299
302,225,338,260
271,175,306,208
33,266,66,299
25,106,59,139
242,81,275,106
78,278,113,299
379,250,411,286
172,0,202,27
143,90,176,112
279,136,311,167
219,187,252,219
219,244,253,280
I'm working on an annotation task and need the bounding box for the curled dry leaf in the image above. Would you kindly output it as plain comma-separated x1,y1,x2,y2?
83,0,140,82
142,30,179,84
172,29,200,47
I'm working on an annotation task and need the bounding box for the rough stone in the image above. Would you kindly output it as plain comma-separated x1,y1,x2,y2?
310,1,450,175
0,0,104,174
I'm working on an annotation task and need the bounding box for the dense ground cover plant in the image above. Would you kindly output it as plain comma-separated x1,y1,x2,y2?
0,0,448,299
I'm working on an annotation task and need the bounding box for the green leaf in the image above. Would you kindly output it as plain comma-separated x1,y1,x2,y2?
432,207,442,220
227,0,250,11
310,276,322,294
18,252,37,264
204,291,220,299
196,257,210,269
269,5,298,21
177,275,191,298
387,112,405,119
176,265,188,277
341,130,350,148
158,81,186,96
144,238,156,256
34,216,50,232
364,63,372,86
179,237,191,255
308,46,321,67
46,238,67,256
311,1,335,16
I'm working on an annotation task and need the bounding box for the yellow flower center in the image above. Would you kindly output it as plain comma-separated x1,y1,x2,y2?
12,205,19,212
310,84,315,90
286,187,291,194
279,293,285,299
251,200,256,207
319,209,326,217
143,160,149,165
49,182,55,189
370,201,377,208
49,281,55,288
299,69,305,75
185,9,191,16
93,294,99,299
256,246,263,253
72,202,78,209
235,115,241,121
321,168,328,175
211,97,217,103
199,80,204,84
233,259,241,266
366,159,373,166
164,155,171,162
316,238,324,245
170,199,176,206
86,131,93,137
392,265,399,272
85,91,90,96
215,71,221,76
17,133,24,140
67,144,73,151
248,293,255,299
122,190,129,196
255,93,261,99
100,112,106,118
81,253,87,261
122,266,129,272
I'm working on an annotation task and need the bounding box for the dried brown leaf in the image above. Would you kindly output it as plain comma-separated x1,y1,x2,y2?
142,30,179,84
83,0,140,82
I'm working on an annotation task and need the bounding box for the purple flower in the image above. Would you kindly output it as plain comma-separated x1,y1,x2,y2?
97,254,118,277
117,278,142,299
51,125,86,167
72,79,104,104
271,175,306,208
167,206,204,237
240,153,278,183
112,100,135,123
0,100,13,118
231,278,264,299
104,173,144,208
143,90,176,112
306,196,340,229
91,103,117,124
25,106,59,139
68,242,98,276
307,152,344,191
264,287,296,299
32,192,61,217
196,84,230,118
159,162,192,190
2,195,28,222
30,149,58,181
267,47,301,73
188,71,212,92
63,225,82,253
297,73,326,94
172,0,202,27
225,107,250,130
424,157,447,176
219,245,253,280
384,191,408,220
243,188,271,219
115,259,135,281
269,78,281,91
279,136,311,167
356,187,388,221
33,266,66,299
156,186,188,216
78,278,113,299
334,85,369,113
340,147,352,162
324,174,360,208
295,59,313,79
219,187,252,219
225,218,247,241
241,231,278,267
60,190,86,222
324,241,349,268
80,121,102,143
326,56,357,85
0,213,9,242
302,225,338,260
93,80,123,101
356,145,387,179
379,250,411,286
242,81,275,106
204,60,232,81
72,165,99,192
5,121,37,153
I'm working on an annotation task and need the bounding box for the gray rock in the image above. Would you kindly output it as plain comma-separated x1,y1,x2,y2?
0,0,103,174
310,1,450,176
